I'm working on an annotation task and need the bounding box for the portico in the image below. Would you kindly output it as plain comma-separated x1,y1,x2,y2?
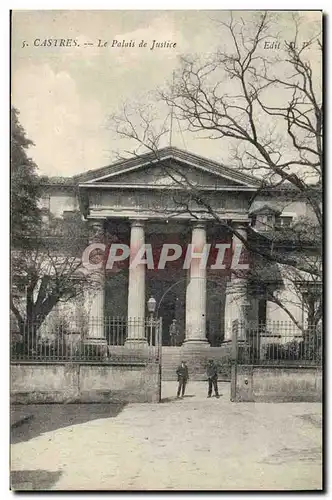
78,147,260,347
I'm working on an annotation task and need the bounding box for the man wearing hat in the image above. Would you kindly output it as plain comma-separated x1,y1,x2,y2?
206,359,220,398
176,360,189,398
169,319,179,346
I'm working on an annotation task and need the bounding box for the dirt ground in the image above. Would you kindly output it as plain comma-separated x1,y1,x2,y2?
11,382,322,491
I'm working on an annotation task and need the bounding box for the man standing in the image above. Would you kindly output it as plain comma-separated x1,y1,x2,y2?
207,359,220,398
169,319,179,346
176,360,189,398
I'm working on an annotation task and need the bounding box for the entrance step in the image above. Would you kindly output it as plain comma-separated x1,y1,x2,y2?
161,345,231,381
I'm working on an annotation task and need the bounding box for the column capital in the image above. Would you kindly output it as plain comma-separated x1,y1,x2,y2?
231,220,250,231
129,219,146,228
226,280,248,293
88,220,105,244
89,219,104,228
191,221,207,230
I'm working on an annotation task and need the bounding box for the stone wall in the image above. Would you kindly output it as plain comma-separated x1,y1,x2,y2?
234,365,322,402
11,362,160,404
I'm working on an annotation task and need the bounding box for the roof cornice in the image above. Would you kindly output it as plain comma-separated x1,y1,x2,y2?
73,146,260,187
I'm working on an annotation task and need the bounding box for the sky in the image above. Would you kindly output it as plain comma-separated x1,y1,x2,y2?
11,10,322,177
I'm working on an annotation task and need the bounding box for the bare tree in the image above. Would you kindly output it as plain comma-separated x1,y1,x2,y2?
109,12,322,330
161,12,322,223
10,211,95,338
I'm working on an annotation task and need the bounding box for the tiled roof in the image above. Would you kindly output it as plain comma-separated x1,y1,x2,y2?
41,176,76,187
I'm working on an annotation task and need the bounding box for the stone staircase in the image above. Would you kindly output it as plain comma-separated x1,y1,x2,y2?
161,345,231,381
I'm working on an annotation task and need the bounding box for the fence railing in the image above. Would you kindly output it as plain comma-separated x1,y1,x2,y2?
233,321,322,365
10,317,323,366
11,317,162,363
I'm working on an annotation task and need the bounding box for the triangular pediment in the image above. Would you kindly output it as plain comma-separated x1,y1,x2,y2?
249,204,282,215
76,147,259,190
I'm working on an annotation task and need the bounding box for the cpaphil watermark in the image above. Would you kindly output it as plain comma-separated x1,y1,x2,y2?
81,240,249,273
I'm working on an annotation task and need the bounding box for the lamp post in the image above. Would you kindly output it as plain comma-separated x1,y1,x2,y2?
147,297,156,346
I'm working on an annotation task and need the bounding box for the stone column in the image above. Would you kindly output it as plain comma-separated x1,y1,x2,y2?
184,222,209,345
85,220,107,346
224,222,249,342
126,220,147,345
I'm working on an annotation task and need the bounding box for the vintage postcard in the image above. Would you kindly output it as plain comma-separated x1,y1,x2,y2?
10,10,322,491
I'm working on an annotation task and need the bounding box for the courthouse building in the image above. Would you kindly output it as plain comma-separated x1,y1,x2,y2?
38,147,317,347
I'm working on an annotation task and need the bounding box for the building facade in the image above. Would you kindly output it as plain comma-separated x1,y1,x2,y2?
39,147,318,347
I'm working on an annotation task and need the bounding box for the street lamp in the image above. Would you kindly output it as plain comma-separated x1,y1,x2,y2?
147,297,156,346
147,296,156,315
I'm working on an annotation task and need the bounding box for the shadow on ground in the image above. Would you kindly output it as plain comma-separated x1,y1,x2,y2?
160,394,196,403
11,469,63,490
298,414,322,428
11,403,126,445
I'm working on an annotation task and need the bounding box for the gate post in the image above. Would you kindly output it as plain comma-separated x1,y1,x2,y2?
230,319,238,402
157,317,163,402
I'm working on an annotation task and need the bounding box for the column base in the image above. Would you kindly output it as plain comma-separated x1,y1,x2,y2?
125,339,149,347
182,339,210,348
85,337,107,345
221,339,248,346
84,338,108,359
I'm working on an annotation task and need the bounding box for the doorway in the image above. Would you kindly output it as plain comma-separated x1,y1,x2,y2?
146,272,186,346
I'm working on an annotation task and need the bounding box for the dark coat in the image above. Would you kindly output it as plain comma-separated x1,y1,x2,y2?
207,362,218,379
176,364,189,381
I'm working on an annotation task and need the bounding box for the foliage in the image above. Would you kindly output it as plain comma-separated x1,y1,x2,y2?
11,210,92,333
11,107,41,247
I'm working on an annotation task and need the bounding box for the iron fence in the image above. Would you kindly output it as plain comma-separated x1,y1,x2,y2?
233,321,322,365
10,317,322,366
11,317,162,363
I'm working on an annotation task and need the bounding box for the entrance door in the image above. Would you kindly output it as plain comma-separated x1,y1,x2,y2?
158,291,185,345
146,274,186,346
